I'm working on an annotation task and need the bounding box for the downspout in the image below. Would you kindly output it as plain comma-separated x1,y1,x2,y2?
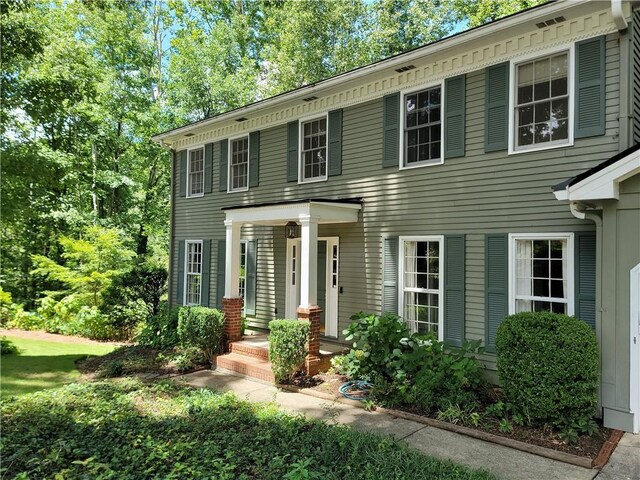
571,200,605,416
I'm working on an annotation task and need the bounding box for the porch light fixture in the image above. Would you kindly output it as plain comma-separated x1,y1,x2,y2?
285,221,300,239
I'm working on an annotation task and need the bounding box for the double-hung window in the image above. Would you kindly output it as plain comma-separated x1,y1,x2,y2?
403,85,442,167
184,241,203,305
513,51,571,152
187,147,204,197
229,137,249,192
510,234,573,315
300,117,327,182
239,240,247,299
400,237,443,338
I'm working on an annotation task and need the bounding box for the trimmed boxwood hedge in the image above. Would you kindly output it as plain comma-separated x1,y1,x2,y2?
177,306,225,362
496,312,599,428
268,319,310,382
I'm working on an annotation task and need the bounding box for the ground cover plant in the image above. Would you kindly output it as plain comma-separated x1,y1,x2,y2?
0,335,115,398
1,379,496,480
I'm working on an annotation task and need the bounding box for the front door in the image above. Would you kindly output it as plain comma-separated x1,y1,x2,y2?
286,237,339,338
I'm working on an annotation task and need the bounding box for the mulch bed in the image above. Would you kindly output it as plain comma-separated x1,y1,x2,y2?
286,371,613,461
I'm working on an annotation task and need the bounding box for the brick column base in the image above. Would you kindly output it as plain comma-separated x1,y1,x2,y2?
222,297,244,349
297,306,322,375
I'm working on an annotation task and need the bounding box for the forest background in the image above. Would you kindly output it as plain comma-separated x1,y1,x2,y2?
1,0,542,339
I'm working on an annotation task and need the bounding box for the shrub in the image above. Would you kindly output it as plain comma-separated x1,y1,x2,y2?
0,337,19,355
177,306,225,362
103,264,167,317
496,311,599,428
106,299,150,340
136,301,180,348
170,346,206,372
268,319,310,382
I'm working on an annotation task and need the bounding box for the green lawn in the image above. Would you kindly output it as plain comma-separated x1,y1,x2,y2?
0,336,115,398
1,380,495,479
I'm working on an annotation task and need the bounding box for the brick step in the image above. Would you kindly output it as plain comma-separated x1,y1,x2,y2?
215,352,275,383
229,341,269,360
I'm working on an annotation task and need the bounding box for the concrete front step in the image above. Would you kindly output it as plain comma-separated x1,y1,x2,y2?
215,352,275,383
229,340,269,360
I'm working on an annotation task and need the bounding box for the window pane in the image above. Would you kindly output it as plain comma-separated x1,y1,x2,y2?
534,58,550,81
534,81,550,101
551,77,567,97
518,63,533,84
518,85,533,104
534,102,550,123
519,106,533,126
518,126,533,146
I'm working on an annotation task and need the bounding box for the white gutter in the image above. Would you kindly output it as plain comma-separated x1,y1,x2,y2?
152,0,591,143
611,0,628,30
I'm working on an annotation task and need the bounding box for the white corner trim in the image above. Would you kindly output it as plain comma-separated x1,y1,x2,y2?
630,262,640,433
507,233,575,316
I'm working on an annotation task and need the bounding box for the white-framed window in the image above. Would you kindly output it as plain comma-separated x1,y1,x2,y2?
508,233,574,315
509,46,574,154
299,115,327,183
400,82,443,169
228,136,249,192
399,236,444,339
239,240,247,299
187,147,205,197
184,240,203,305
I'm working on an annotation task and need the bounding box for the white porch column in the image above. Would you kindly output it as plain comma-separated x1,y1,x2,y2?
299,214,318,307
224,219,242,298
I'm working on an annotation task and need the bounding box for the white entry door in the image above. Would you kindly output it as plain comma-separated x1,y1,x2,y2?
286,237,339,338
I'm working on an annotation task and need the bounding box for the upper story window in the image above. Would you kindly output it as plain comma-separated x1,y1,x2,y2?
229,137,249,192
403,85,442,167
187,147,204,197
300,116,327,183
184,240,202,305
510,234,573,315
513,51,571,152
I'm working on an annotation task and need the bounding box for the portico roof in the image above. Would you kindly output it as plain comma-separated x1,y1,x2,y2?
222,198,362,225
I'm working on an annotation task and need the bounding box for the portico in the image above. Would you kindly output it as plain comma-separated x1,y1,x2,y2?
221,198,361,373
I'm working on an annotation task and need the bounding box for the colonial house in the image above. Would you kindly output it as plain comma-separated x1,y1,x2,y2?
153,0,640,433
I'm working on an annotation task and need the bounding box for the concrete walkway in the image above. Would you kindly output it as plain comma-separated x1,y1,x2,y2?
595,433,640,480
175,370,615,480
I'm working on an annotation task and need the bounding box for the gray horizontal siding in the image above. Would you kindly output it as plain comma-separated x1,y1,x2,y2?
170,33,621,370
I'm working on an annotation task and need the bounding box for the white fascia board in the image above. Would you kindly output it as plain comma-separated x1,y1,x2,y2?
224,201,361,225
153,0,595,145
567,149,640,201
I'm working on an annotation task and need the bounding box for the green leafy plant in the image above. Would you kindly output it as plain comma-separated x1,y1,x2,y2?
496,312,599,429
362,400,376,412
268,319,310,382
436,404,467,425
0,337,19,355
498,418,513,434
137,302,180,348
99,359,125,378
177,306,225,363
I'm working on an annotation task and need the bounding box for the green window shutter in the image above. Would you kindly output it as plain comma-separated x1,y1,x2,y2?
485,234,508,353
575,232,596,329
382,93,400,168
287,121,299,182
444,235,465,347
176,240,185,305
485,62,509,152
200,240,211,307
204,143,213,194
179,150,187,197
245,240,257,315
328,109,343,176
444,74,466,158
575,35,605,138
249,131,260,188
216,240,226,309
219,139,228,192
382,236,399,315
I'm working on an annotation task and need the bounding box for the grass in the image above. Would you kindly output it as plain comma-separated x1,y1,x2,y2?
0,335,115,398
1,380,496,479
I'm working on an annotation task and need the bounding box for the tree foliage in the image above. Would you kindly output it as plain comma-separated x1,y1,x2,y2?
1,0,541,332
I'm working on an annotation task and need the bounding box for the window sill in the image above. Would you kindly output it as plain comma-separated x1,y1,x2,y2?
399,158,444,170
509,139,573,155
186,193,205,199
298,177,328,185
227,187,249,194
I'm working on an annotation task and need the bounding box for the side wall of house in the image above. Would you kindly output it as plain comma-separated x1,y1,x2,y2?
600,174,640,430
170,33,621,375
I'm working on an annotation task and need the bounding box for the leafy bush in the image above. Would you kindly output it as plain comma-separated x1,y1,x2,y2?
268,319,310,382
105,299,150,340
136,301,180,348
496,312,599,428
170,346,206,372
103,264,167,317
177,306,225,362
0,337,19,355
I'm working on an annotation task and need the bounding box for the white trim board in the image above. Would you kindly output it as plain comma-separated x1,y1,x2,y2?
631,263,640,433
